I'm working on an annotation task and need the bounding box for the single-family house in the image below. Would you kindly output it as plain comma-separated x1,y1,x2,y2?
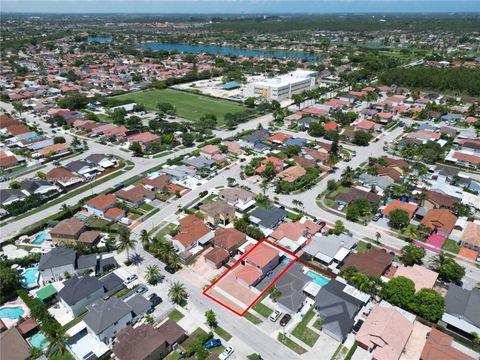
420,328,476,360
84,194,116,218
393,264,438,292
200,200,236,225
38,247,76,284
459,222,480,252
113,320,187,360
171,215,214,253
341,248,394,278
269,220,320,253
315,280,368,342
115,185,155,208
46,167,83,188
50,217,86,244
335,188,382,207
20,179,57,195
204,247,230,269
249,206,288,232
212,228,247,254
356,306,414,360
218,187,256,211
276,165,306,183
127,132,161,151
440,285,480,339
303,233,356,266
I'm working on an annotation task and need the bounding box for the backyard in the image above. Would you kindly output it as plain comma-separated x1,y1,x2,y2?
110,89,245,123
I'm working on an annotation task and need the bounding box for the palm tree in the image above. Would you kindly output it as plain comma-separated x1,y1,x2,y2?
168,282,187,305
145,265,161,285
46,328,70,356
60,204,73,217
167,255,182,270
341,166,355,186
402,224,418,242
260,181,270,196
117,230,137,262
139,229,150,248
431,252,450,271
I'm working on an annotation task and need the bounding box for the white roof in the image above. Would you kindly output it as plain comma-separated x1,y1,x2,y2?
304,281,322,297
333,247,351,262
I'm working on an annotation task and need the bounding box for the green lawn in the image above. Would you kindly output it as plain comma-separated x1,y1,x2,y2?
326,186,349,200
214,325,232,341
355,240,371,253
291,309,320,347
313,318,323,331
110,89,245,123
139,203,154,212
243,312,262,324
182,328,208,349
442,238,461,254
277,333,307,355
164,351,181,360
251,300,273,318
154,223,177,241
48,353,75,360
168,309,185,322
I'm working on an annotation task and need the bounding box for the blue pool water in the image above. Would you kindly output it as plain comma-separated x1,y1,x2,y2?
74,213,89,221
0,306,24,319
282,258,291,265
148,171,160,177
306,271,331,287
29,333,50,350
21,268,39,288
32,231,48,244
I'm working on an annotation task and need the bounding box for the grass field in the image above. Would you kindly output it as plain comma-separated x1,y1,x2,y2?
291,309,319,347
111,89,245,122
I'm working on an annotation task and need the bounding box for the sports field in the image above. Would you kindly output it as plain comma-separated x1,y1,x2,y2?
111,88,245,122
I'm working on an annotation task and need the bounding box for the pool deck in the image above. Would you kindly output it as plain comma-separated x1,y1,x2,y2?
0,297,30,329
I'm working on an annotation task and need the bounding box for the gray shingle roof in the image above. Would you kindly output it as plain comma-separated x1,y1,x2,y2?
38,247,76,270
0,189,26,206
125,294,151,316
99,273,123,293
58,276,103,305
77,254,98,270
84,297,132,335
275,264,311,312
304,234,356,260
250,206,288,229
315,280,364,342
445,285,480,328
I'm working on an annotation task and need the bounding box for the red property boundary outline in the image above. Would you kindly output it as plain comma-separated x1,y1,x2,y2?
202,239,299,316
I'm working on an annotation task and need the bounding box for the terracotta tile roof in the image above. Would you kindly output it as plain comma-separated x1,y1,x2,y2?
276,165,306,183
6,123,30,136
245,242,279,269
323,121,338,131
200,144,220,155
141,174,170,190
0,114,17,128
173,215,211,248
0,151,18,167
223,141,242,154
213,228,246,251
235,264,263,285
270,220,320,242
461,222,480,247
204,247,229,267
17,318,39,335
50,217,86,237
267,133,292,144
86,194,116,210
341,248,394,277
425,190,459,208
383,199,418,219
78,230,101,244
355,119,381,130
356,306,413,360
421,328,475,360
293,156,318,168
104,207,126,220
453,152,480,165
420,209,457,234
394,264,438,292
200,201,235,218
458,247,478,261
127,132,160,143
115,185,155,204
37,142,70,156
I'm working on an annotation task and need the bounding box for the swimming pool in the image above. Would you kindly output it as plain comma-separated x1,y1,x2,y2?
74,213,89,221
0,306,24,319
148,171,160,177
306,271,331,287
31,231,48,244
29,332,50,350
21,268,39,288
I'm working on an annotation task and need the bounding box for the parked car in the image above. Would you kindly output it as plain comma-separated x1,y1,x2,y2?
372,213,381,222
269,310,282,322
204,339,222,350
149,295,163,307
338,204,345,211
199,190,209,197
352,319,364,334
125,274,138,284
164,266,176,274
279,314,291,327
219,346,234,360
135,285,148,294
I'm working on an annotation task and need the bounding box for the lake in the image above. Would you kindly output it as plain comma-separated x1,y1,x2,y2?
134,43,319,61
87,37,113,43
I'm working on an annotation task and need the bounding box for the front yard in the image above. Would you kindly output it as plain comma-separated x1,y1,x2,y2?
291,309,320,347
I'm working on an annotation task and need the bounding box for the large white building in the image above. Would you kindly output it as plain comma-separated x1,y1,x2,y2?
245,70,317,101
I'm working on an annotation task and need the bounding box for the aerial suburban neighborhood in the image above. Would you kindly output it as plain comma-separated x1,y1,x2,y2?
0,5,479,360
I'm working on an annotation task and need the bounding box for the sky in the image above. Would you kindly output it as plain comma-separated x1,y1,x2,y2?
2,0,480,14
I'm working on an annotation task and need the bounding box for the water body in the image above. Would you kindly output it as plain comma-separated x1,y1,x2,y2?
87,37,113,43
135,43,319,61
